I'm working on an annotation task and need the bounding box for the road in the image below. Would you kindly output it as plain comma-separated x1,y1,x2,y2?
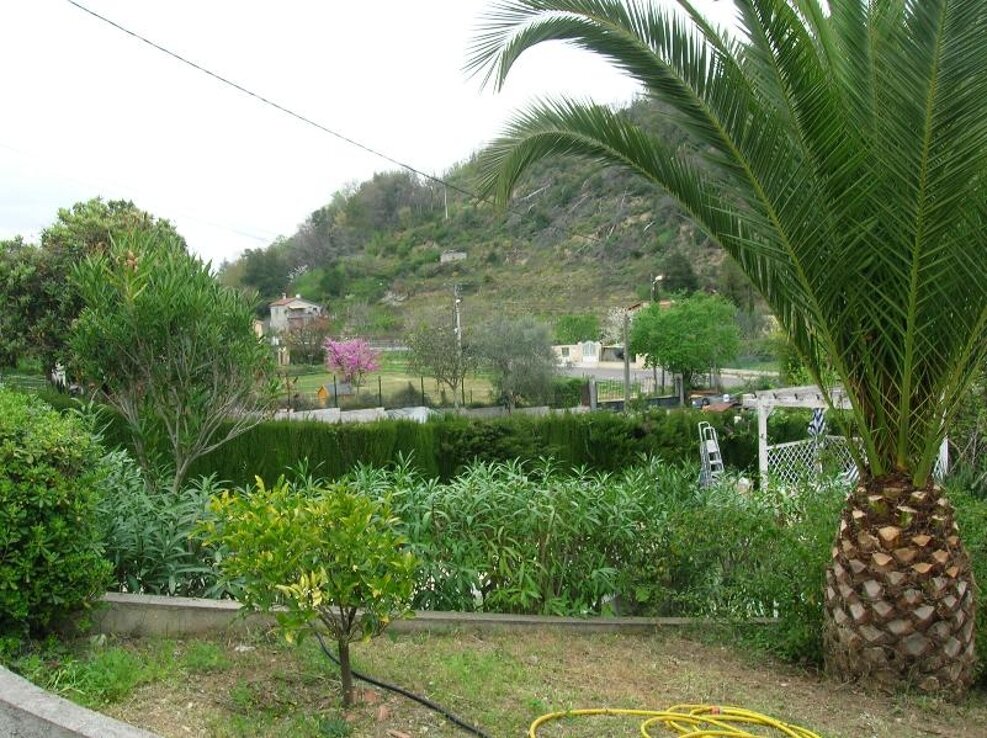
558,365,778,391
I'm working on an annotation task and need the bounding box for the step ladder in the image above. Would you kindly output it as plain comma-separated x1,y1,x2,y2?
698,421,724,488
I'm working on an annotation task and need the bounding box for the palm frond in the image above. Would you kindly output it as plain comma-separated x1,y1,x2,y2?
475,0,987,485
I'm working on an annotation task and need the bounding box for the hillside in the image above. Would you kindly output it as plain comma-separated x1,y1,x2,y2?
219,98,758,339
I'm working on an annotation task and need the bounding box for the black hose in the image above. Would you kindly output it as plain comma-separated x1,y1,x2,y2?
313,631,493,738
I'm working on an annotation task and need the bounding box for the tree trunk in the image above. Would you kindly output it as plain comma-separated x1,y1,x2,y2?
823,475,976,694
338,639,354,707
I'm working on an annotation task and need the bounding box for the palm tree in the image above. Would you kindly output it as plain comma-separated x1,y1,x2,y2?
470,0,986,693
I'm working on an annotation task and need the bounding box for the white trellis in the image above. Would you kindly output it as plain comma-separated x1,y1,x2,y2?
741,385,949,487
742,385,853,486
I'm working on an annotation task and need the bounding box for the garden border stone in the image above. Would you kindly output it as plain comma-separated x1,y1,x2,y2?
0,665,160,738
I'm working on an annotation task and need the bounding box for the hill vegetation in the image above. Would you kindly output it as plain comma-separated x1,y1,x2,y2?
219,98,760,339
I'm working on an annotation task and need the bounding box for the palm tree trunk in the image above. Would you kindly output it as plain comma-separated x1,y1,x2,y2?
823,475,976,693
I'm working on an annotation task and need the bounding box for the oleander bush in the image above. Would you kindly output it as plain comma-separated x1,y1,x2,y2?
96,450,228,598
0,387,111,634
344,457,841,635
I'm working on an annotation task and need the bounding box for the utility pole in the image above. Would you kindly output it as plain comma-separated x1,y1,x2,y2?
623,308,631,409
453,284,463,408
650,274,664,395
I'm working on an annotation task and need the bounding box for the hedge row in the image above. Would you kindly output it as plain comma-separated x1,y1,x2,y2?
184,409,812,485
29,388,810,485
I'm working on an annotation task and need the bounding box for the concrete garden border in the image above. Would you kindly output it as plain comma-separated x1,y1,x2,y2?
2,593,777,737
0,665,159,738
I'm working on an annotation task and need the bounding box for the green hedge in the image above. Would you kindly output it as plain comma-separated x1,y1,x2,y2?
184,409,799,486
24,387,811,485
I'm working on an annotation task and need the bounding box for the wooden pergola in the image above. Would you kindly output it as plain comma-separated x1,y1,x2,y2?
741,385,949,485
741,385,853,484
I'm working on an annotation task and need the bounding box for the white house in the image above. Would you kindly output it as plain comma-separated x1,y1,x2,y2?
440,250,467,264
268,294,325,333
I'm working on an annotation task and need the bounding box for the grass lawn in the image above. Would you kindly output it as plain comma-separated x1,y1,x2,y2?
11,629,987,738
284,361,496,407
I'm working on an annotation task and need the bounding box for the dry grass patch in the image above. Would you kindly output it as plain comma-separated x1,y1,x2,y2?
33,629,985,738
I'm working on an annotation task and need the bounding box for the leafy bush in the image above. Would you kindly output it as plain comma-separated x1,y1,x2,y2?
343,458,856,668
645,479,844,663
200,477,416,706
0,387,111,634
346,457,699,615
96,450,227,598
550,377,585,408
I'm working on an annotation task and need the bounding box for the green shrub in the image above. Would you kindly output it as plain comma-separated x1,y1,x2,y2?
549,377,585,408
43,392,803,486
343,457,849,668
200,476,417,706
669,480,844,664
0,387,111,634
346,457,703,615
96,450,227,598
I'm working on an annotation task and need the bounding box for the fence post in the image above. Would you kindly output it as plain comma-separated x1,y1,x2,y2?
589,378,597,410
420,376,426,406
378,375,383,407
333,375,338,408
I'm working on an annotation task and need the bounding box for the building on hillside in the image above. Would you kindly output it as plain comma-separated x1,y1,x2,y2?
440,250,467,264
268,294,325,333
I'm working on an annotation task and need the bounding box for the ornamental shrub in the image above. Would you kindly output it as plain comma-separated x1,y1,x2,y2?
0,386,111,634
96,450,227,598
199,477,417,706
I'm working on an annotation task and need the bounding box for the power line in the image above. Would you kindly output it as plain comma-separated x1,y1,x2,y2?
64,0,610,253
65,0,477,200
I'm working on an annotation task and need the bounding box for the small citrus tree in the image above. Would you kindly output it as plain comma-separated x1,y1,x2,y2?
200,478,416,706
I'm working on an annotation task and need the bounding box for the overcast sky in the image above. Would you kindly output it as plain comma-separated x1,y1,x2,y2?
0,0,735,264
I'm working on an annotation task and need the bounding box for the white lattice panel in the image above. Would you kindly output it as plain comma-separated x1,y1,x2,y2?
766,436,858,487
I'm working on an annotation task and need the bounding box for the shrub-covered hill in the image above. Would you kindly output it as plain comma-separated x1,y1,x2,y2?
219,98,757,337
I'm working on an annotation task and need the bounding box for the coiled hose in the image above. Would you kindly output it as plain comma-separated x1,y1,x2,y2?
528,704,822,737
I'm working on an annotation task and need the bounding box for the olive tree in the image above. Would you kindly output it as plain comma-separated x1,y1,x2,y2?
477,316,557,411
69,231,278,493
406,311,479,408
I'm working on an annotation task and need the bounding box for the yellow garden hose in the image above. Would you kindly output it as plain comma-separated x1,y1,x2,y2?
529,704,821,737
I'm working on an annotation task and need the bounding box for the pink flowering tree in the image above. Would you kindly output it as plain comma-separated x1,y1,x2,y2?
322,338,380,392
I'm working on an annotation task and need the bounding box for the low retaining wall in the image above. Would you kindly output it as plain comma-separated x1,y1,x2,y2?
92,592,775,638
4,593,776,737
